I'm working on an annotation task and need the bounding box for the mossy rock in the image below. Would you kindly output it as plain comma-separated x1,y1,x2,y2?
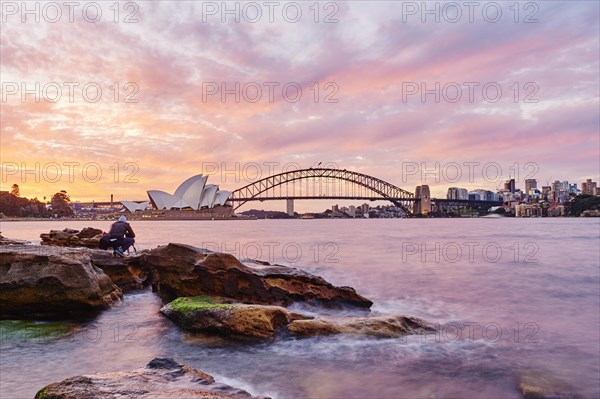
160,296,306,340
167,296,233,316
0,320,74,343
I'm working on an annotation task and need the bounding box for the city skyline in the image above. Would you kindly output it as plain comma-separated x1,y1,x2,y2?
1,1,599,211
3,171,597,216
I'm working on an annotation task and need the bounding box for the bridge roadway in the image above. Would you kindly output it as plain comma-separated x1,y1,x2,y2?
230,196,502,207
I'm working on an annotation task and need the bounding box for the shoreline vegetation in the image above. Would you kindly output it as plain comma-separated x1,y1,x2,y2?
0,229,589,399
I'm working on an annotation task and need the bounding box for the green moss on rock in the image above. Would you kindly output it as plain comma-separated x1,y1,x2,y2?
0,320,73,343
168,296,232,316
34,387,48,399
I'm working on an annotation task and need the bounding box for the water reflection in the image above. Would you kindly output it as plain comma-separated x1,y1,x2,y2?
1,219,598,398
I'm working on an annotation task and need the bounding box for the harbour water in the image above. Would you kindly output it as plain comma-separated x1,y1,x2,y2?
1,218,599,398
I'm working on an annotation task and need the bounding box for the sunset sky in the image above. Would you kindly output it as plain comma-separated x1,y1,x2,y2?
1,1,599,212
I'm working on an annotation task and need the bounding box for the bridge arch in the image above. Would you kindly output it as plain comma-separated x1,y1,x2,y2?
229,168,416,213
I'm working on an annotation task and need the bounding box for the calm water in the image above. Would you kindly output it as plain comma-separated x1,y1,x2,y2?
1,219,599,398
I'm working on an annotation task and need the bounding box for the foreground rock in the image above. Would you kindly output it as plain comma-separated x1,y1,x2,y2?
517,371,584,399
0,234,30,246
35,357,269,399
146,243,372,308
161,296,309,340
288,315,435,338
0,246,122,319
90,250,154,292
40,227,103,248
161,296,434,341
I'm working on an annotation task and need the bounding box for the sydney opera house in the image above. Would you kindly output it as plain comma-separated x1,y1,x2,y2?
146,174,231,210
119,175,233,218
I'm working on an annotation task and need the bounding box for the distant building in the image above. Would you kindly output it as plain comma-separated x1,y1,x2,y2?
568,184,579,194
348,205,356,217
525,179,537,196
582,179,598,196
529,188,541,199
541,186,552,200
515,203,543,218
360,203,370,215
551,180,561,202
468,191,481,201
504,179,516,194
473,189,495,201
447,187,468,200
501,191,513,202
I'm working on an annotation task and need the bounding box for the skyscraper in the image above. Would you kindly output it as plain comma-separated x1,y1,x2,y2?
525,179,537,195
582,179,598,195
551,180,564,202
504,179,516,194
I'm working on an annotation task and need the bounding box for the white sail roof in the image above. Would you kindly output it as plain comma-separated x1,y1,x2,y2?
121,201,149,213
147,175,230,210
200,185,219,208
173,174,208,210
214,191,231,206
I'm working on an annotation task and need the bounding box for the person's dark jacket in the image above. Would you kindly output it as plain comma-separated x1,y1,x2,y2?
108,221,135,239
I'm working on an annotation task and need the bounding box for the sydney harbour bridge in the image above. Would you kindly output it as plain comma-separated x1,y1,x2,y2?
228,168,502,215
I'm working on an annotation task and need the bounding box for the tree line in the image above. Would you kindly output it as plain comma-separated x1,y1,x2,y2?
0,184,74,218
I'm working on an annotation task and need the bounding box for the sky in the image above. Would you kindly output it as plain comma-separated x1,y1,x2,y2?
1,0,599,212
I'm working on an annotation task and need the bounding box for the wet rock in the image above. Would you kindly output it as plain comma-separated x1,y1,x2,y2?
161,296,434,341
90,251,152,292
160,296,309,340
77,227,103,239
0,234,30,246
288,315,435,338
36,227,150,291
0,246,122,319
40,227,103,248
518,371,584,399
35,357,269,399
145,243,372,308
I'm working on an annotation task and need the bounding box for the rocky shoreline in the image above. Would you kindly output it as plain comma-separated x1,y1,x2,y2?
0,228,579,399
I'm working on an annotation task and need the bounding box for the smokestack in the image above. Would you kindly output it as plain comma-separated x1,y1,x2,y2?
110,194,113,209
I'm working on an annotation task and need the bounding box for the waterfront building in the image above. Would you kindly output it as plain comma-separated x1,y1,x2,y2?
515,203,543,217
361,203,370,214
348,205,356,217
147,175,231,210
